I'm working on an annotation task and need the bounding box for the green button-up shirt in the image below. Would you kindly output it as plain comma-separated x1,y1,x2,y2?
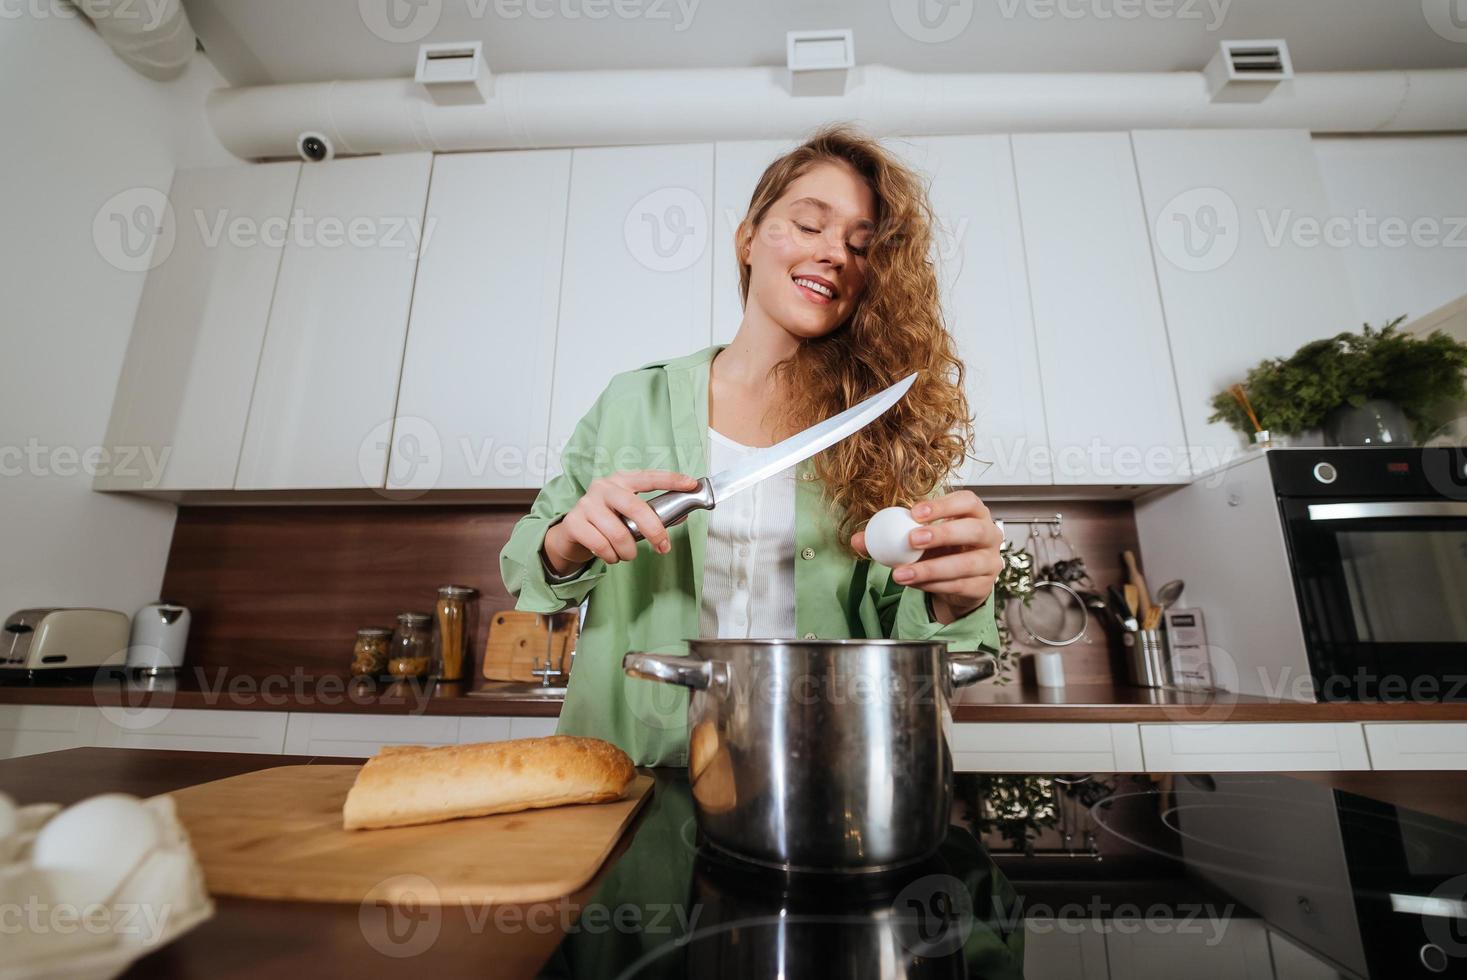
499,345,998,766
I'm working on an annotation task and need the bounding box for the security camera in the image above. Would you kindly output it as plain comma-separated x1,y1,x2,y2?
297,131,334,163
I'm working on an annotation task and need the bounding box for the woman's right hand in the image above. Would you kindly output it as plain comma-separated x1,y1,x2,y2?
542,470,701,574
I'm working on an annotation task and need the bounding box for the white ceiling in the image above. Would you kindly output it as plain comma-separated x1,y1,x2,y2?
184,0,1467,87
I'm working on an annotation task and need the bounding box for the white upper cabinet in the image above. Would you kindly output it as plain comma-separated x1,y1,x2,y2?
889,135,1051,486
1013,133,1188,485
711,139,798,346
1131,130,1361,472
546,143,714,478
235,153,432,490
97,163,300,491
389,150,571,491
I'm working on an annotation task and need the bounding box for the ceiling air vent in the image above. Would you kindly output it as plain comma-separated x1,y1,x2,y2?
1204,39,1294,103
416,41,494,106
786,29,854,97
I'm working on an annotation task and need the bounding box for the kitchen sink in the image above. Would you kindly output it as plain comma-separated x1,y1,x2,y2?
467,681,566,699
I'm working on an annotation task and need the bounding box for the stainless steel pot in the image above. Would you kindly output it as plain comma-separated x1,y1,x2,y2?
623,639,996,873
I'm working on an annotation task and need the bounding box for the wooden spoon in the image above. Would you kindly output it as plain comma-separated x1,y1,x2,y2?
1122,550,1155,621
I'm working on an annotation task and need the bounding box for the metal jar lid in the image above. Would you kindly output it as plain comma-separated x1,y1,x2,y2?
437,585,478,598
356,627,392,638
396,612,432,624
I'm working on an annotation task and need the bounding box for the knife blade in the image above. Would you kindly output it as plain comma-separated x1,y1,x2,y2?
621,372,917,542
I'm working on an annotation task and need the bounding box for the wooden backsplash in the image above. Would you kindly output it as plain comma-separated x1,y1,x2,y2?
162,501,1140,683
161,506,525,677
988,501,1141,686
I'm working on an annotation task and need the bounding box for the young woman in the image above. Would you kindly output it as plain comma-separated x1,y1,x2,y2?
500,125,1006,766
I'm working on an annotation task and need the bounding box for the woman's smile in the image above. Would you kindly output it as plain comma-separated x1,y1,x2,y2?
792,274,837,304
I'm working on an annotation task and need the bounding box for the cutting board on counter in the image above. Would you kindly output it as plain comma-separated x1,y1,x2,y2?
482,609,578,683
165,765,653,905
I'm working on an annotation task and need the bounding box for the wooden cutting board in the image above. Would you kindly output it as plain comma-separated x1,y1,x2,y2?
165,765,653,905
482,610,578,683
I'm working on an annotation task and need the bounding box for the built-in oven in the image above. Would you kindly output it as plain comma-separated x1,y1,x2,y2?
1273,449,1467,702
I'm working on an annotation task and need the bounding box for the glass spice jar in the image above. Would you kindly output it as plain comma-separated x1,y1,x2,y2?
388,612,433,679
433,585,478,682
350,627,392,677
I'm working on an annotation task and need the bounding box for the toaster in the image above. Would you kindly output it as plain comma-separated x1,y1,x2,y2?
0,608,131,683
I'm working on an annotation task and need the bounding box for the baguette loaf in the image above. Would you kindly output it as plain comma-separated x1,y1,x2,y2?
342,735,635,831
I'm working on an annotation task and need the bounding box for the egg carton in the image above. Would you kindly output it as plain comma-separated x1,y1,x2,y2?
0,794,214,980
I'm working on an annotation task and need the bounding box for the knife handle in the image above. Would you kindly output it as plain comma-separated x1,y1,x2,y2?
622,477,716,543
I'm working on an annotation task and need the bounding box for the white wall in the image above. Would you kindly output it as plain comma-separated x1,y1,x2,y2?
0,8,235,618
1312,134,1467,327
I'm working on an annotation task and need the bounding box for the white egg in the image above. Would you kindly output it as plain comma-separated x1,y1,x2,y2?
31,794,160,907
864,506,925,567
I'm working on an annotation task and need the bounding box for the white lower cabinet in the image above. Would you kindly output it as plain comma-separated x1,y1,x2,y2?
282,713,462,759
279,713,557,757
0,705,105,759
1026,917,1277,980
1362,722,1467,770
455,716,514,744
1103,916,1274,979
951,723,1143,773
460,716,558,742
94,708,288,755
15,709,1467,775
1268,929,1348,980
1023,919,1109,980
1138,723,1370,772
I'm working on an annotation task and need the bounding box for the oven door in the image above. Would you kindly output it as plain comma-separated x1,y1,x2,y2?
1280,500,1467,701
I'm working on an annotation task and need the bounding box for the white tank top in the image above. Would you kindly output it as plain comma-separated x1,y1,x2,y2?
698,427,798,639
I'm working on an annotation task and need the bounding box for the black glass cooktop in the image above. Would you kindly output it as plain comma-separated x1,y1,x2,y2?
536,770,1467,979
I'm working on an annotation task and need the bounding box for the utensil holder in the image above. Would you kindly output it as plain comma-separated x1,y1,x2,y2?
1123,628,1169,688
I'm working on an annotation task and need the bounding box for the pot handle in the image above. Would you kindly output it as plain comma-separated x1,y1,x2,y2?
948,654,998,688
623,652,714,690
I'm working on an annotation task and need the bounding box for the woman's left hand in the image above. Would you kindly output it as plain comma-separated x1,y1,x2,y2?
851,490,1006,624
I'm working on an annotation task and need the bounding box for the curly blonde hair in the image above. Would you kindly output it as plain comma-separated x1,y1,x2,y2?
736,124,973,552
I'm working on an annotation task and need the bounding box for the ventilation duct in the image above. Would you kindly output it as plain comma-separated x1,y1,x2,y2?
206,65,1467,161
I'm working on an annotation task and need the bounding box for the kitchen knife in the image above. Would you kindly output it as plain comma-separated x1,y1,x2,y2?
621,372,918,542
1107,585,1138,632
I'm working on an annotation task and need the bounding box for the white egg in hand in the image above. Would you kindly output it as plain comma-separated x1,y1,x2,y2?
31,794,161,907
864,506,925,567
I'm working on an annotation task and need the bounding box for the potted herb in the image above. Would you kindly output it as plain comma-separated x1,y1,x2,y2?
1210,317,1467,446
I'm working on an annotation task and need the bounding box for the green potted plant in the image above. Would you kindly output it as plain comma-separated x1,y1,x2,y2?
1210,317,1467,447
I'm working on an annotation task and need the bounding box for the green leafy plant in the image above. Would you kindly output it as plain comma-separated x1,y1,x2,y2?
959,775,1059,855
990,539,1035,685
1209,317,1467,441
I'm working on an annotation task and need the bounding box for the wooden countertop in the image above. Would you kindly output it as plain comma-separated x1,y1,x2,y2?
7,673,1467,723
950,679,1467,722
0,672,561,717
